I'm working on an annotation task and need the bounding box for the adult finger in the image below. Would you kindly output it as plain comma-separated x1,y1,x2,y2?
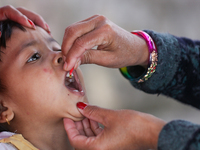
17,7,50,33
90,119,103,136
63,118,97,150
63,24,112,70
82,118,95,136
76,102,113,127
0,5,35,29
61,15,99,57
63,118,83,140
74,121,85,136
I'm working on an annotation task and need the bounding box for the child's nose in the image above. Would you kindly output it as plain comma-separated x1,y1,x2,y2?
53,51,63,65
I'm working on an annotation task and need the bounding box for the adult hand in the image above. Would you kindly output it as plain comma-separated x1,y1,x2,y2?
64,102,166,150
62,15,149,71
0,5,50,33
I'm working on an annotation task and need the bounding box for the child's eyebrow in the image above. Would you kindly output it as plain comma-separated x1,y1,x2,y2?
47,38,59,45
17,37,59,55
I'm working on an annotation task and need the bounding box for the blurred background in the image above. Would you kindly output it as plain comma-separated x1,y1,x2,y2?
1,0,200,123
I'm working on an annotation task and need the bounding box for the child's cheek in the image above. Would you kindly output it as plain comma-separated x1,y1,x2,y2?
42,68,54,82
43,68,53,74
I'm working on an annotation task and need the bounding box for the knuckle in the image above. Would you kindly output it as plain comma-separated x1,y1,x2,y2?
83,51,92,64
2,5,13,11
65,25,77,37
5,5,13,9
102,23,112,33
97,15,107,22
0,5,14,17
64,26,71,34
74,37,85,48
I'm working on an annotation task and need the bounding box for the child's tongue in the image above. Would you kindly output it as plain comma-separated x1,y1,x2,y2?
65,71,83,93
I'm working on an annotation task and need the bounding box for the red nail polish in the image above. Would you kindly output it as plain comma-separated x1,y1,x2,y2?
77,102,87,110
28,19,35,28
0,31,1,38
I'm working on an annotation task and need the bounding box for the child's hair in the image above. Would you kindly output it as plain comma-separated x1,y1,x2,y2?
0,20,26,93
0,20,26,131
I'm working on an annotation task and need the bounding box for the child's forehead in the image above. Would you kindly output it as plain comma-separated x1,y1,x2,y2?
8,26,50,50
1,26,53,60
12,26,49,41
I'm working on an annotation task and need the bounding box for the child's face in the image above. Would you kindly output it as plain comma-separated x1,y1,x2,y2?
0,26,88,122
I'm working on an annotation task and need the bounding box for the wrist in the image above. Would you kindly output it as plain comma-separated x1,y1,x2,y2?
138,36,149,68
120,30,158,83
129,33,149,68
149,119,166,149
131,30,157,67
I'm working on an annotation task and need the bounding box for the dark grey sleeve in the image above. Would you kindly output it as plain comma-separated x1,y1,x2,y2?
158,120,200,150
130,30,200,108
123,30,200,150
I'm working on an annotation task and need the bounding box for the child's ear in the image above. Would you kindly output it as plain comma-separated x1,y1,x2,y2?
0,100,14,124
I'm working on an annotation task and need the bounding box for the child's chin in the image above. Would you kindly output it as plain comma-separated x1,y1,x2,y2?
69,112,85,121
71,115,85,121
74,116,85,121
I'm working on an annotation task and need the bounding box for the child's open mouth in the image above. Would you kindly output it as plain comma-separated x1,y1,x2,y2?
65,70,84,96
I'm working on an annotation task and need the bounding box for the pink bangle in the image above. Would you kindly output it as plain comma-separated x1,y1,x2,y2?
131,30,158,83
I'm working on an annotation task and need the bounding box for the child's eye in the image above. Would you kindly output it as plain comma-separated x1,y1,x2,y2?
27,53,41,63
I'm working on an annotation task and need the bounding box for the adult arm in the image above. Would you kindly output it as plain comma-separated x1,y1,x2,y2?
61,14,200,103
129,30,200,108
61,15,149,70
61,15,200,149
64,102,166,150
127,30,200,150
158,120,200,150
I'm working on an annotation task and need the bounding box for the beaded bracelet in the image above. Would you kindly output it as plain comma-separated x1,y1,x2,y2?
120,30,158,83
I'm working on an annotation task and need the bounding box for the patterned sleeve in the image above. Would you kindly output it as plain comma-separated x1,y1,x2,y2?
130,30,200,108
125,30,200,150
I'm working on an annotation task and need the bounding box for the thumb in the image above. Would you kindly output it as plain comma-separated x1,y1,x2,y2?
77,102,112,126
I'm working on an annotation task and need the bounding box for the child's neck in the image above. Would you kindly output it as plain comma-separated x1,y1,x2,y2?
10,119,73,150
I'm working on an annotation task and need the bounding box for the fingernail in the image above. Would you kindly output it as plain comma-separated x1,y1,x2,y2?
63,62,68,70
0,31,1,38
28,19,36,29
77,102,88,110
45,23,51,34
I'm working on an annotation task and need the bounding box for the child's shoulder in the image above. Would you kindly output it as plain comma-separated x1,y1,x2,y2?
0,131,17,150
0,131,39,150
0,131,15,140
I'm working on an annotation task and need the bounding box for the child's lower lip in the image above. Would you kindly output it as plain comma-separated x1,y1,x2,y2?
67,87,85,96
